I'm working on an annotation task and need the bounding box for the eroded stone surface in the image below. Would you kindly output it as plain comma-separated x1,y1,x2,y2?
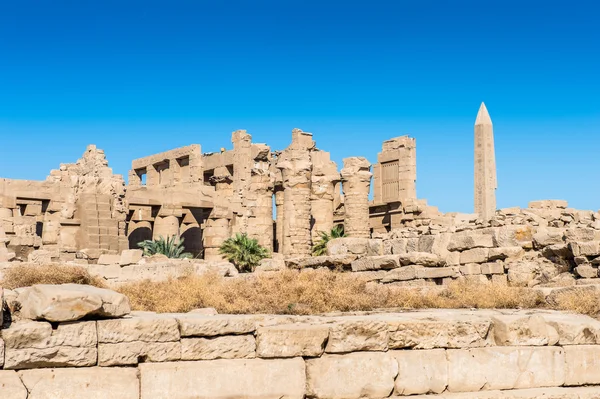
181,335,255,360
256,324,329,358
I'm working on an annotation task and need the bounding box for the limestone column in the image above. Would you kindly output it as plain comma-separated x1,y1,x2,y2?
341,157,372,238
277,147,312,257
474,102,497,221
247,168,274,251
203,166,233,260
231,130,252,235
274,185,284,253
310,150,339,241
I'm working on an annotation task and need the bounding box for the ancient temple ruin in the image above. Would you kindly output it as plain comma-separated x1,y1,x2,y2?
0,105,498,262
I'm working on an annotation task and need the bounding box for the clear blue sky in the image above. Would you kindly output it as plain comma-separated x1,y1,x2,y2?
1,1,598,213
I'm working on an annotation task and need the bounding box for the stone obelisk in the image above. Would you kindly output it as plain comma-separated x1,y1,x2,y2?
474,102,497,220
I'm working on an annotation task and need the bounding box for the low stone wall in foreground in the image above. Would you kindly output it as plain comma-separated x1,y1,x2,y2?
3,308,600,398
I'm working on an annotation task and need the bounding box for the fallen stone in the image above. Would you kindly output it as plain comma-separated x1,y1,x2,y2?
306,353,397,399
17,284,130,322
140,359,305,399
574,264,598,278
181,335,255,360
532,228,564,248
569,241,600,257
488,246,524,261
188,307,218,315
256,324,329,358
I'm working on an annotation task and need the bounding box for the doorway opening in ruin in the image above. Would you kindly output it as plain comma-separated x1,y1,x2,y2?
180,208,204,258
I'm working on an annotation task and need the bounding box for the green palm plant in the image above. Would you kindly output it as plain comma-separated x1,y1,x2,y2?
312,224,346,256
137,235,193,259
219,233,269,272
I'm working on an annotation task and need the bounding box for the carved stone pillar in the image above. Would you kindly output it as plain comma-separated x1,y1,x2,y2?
310,150,339,242
153,215,179,240
341,157,372,238
247,168,274,251
203,167,233,260
274,185,284,253
277,148,312,257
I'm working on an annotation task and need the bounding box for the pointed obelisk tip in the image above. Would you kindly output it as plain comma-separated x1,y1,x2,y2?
475,102,492,125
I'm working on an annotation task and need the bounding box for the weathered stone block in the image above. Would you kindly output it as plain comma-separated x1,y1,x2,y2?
459,248,489,264
542,312,600,345
97,315,180,343
140,359,306,399
119,249,143,265
490,314,559,346
176,314,258,337
381,266,418,282
564,345,600,386
393,349,448,395
415,266,459,279
325,319,388,352
306,353,398,399
574,264,598,278
570,241,600,257
0,371,27,399
459,264,482,275
99,341,181,366
446,347,565,392
351,255,400,271
387,314,490,349
481,262,504,275
19,367,139,399
256,324,329,358
488,246,524,261
181,335,255,360
448,233,494,251
398,252,443,267
97,254,121,265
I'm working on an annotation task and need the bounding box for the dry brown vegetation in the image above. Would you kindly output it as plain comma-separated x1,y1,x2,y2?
1,263,106,290
118,269,554,315
3,265,599,317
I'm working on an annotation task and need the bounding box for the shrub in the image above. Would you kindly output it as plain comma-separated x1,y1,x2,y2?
137,235,193,259
1,264,106,289
312,224,345,256
219,233,269,272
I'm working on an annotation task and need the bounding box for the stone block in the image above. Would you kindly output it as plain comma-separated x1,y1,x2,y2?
19,367,139,399
97,254,121,265
97,315,180,343
99,341,181,366
416,266,459,279
140,358,305,399
393,349,448,395
529,200,568,209
325,319,388,353
0,371,27,399
119,249,143,265
488,246,524,261
2,320,97,370
27,249,52,264
570,241,600,257
381,266,418,282
542,312,600,345
481,262,504,275
574,264,598,278
459,264,481,275
446,347,565,392
351,255,400,271
398,251,443,267
17,284,130,322
256,324,329,358
459,248,489,264
306,353,398,399
564,345,600,386
532,228,564,248
387,313,490,349
181,335,255,360
448,232,494,251
490,314,559,346
176,314,258,337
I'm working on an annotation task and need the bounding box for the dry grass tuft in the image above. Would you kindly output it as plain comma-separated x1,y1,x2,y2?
117,269,551,315
553,290,600,316
1,263,106,289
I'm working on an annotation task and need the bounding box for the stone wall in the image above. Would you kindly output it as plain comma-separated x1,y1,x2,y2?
2,300,600,398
